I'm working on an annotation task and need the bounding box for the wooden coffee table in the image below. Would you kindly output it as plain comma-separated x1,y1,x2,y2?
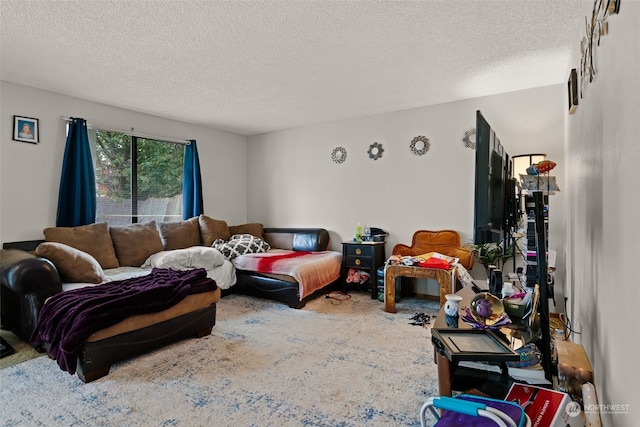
383,264,459,312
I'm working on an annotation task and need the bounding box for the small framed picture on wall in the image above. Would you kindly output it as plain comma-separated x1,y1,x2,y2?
13,115,39,143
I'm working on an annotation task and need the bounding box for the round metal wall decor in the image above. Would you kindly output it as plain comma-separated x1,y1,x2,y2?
367,142,384,160
463,128,476,150
410,136,430,156
331,146,347,164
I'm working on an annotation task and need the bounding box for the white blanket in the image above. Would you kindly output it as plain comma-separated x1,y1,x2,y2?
63,247,237,292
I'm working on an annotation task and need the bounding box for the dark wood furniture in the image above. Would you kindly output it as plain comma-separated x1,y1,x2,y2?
432,286,539,397
341,241,385,299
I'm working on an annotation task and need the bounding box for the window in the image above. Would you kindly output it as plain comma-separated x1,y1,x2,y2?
89,129,184,225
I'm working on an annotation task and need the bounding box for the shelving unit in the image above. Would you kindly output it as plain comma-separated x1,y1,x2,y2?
524,194,548,287
532,191,553,381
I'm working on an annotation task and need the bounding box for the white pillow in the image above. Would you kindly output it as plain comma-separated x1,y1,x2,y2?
142,246,225,270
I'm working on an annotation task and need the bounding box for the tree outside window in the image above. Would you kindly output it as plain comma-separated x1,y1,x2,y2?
90,129,184,225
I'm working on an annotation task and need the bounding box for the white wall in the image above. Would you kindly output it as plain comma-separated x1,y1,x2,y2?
566,2,639,425
247,85,567,301
0,81,248,243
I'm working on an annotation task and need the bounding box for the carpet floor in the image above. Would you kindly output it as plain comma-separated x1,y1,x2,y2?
0,329,44,369
0,293,441,427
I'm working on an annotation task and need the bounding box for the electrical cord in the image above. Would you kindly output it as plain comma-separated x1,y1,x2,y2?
556,297,581,340
559,312,581,339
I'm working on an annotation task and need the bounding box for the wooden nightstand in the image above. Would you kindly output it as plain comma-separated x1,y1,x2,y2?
341,241,385,299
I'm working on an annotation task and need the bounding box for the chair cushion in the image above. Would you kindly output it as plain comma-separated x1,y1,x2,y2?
392,230,474,269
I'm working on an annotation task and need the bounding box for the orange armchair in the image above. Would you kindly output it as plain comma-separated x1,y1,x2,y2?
392,230,474,270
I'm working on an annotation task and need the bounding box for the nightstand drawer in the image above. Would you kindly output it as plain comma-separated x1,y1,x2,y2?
341,241,386,300
345,255,373,269
344,245,374,257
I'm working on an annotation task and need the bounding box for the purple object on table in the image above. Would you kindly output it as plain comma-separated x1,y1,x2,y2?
475,298,493,318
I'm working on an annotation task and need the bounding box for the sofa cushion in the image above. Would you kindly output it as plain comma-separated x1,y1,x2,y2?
35,242,106,284
43,222,119,269
109,221,164,267
158,217,201,250
228,223,264,239
212,234,270,260
198,215,231,246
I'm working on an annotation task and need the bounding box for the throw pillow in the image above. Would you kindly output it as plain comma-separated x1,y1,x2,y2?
35,242,106,284
212,234,270,260
228,223,264,239
142,246,226,270
109,221,163,267
43,222,119,269
198,214,231,246
158,217,201,250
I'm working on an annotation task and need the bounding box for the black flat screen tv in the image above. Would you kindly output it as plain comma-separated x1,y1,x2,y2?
473,111,516,245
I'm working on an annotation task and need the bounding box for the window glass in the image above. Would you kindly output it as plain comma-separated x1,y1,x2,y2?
135,137,184,223
89,129,183,225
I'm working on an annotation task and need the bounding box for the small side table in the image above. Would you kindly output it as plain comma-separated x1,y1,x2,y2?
384,264,459,312
341,241,385,299
432,286,526,397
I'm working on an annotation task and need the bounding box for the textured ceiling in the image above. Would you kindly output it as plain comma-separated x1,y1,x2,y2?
1,0,585,136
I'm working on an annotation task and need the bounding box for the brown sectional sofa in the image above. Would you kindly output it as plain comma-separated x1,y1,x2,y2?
0,216,338,381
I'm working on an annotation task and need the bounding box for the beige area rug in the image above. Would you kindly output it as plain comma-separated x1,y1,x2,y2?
0,293,441,427
0,329,43,370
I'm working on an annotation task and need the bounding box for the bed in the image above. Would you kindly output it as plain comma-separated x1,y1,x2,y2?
226,228,343,307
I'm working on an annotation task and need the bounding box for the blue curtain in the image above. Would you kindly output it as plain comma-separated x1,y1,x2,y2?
183,139,204,219
56,118,96,227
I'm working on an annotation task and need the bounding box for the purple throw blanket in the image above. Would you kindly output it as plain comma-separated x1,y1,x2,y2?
31,268,217,374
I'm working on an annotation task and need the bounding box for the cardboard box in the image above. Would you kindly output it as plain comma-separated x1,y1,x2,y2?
555,340,593,383
505,383,583,427
554,340,593,405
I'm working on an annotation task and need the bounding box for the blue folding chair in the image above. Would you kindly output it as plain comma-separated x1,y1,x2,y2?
420,394,531,427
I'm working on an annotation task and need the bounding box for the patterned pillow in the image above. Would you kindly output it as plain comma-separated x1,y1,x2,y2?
212,234,270,260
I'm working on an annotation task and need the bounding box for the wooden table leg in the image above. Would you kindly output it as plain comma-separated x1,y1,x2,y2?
435,350,455,397
436,269,452,307
384,268,396,313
